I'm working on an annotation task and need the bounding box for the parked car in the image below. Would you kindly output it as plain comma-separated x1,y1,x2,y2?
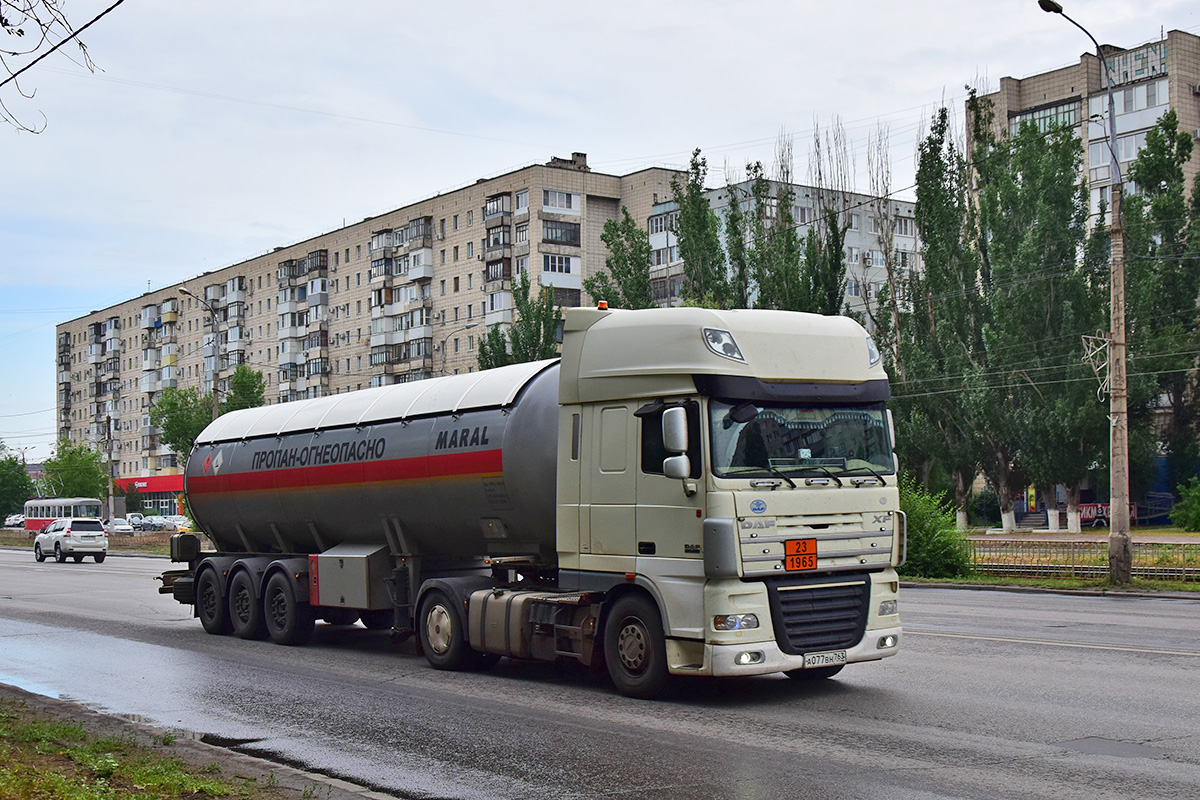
108,517,135,535
126,512,145,531
166,515,194,532
4,513,24,528
142,515,177,532
34,518,108,563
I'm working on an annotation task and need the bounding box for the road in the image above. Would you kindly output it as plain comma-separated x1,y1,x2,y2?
1,548,1198,800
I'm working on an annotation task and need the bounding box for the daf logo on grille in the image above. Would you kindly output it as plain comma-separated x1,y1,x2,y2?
750,499,767,515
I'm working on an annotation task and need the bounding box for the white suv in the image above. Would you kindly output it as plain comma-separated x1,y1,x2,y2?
34,518,109,564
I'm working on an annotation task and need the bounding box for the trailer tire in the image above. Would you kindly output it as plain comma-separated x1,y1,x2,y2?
418,591,471,670
603,594,669,699
263,573,314,646
785,665,844,681
196,567,232,635
229,571,267,640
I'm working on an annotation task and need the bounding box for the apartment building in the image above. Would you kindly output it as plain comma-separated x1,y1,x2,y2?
54,153,679,504
973,28,1200,217
646,181,919,325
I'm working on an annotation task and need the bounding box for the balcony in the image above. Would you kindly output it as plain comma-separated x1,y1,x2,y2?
485,307,514,327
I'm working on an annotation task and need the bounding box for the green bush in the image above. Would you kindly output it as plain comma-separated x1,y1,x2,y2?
967,487,1000,526
1169,476,1200,531
899,474,973,578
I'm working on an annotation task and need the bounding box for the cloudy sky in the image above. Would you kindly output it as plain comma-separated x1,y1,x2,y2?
1,0,1197,460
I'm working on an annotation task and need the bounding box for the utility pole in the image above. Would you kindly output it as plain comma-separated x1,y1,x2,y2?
105,414,115,523
1039,0,1131,582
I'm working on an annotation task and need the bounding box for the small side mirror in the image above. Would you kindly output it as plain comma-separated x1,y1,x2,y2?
664,455,691,480
663,406,688,454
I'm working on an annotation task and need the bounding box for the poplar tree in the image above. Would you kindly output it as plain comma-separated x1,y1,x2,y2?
583,206,655,309
671,149,730,308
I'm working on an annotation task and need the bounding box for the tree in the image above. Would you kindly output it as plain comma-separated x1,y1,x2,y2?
477,270,562,370
221,364,266,414
1,0,125,132
150,386,212,463
671,148,730,307
723,176,752,309
42,439,107,499
583,206,655,309
1124,108,1200,498
115,481,144,514
0,454,35,514
748,159,806,312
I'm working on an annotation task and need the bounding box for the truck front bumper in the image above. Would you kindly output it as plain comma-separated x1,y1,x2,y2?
682,624,902,678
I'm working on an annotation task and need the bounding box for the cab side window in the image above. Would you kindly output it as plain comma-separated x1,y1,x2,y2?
639,401,701,478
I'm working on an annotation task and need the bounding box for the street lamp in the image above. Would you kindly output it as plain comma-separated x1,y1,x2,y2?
439,322,478,376
179,287,222,422
1039,0,1131,581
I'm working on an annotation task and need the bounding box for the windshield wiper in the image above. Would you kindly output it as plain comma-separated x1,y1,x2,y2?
762,464,797,489
840,466,888,485
790,466,843,487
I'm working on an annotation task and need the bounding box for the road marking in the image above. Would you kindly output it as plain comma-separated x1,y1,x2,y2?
905,629,1200,657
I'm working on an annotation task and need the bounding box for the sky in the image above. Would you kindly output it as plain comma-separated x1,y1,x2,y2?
1,0,1198,461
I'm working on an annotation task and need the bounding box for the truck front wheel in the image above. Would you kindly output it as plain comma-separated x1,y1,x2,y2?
263,573,314,646
418,591,471,670
603,594,669,699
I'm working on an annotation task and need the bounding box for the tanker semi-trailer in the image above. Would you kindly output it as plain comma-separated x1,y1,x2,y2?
160,306,905,698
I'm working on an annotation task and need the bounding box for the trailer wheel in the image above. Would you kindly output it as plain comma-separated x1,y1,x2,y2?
603,594,669,699
196,567,232,635
785,665,844,681
418,591,471,670
229,571,267,640
263,573,314,646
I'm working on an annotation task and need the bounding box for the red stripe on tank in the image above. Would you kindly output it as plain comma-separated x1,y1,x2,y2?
187,449,503,496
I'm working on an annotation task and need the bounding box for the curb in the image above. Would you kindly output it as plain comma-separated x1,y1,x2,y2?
901,581,1199,600
0,683,394,800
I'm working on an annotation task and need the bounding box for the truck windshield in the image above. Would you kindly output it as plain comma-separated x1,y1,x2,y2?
708,399,894,478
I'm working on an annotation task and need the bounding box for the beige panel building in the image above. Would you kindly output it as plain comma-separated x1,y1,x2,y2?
55,153,680,487
973,29,1200,216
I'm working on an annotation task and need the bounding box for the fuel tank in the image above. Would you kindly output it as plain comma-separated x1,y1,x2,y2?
184,359,559,559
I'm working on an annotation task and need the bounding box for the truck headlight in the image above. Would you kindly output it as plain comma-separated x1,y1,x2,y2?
713,613,760,631
878,600,898,616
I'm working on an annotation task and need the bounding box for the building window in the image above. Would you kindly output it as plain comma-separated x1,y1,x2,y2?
454,214,459,230
467,210,473,226
544,254,572,274
795,206,814,225
454,245,460,261
515,189,529,212
516,256,528,274
895,217,915,237
543,189,574,210
543,220,581,246
467,242,473,258
515,223,528,244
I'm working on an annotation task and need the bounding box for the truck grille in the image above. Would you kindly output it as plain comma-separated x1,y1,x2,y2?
739,510,896,577
765,574,869,655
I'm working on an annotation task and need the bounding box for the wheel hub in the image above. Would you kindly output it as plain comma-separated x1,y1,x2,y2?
617,620,647,672
425,604,453,655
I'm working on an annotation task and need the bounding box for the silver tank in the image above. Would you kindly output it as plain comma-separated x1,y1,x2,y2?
184,360,559,560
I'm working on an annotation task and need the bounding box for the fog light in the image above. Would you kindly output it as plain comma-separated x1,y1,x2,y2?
713,613,760,631
878,600,898,616
877,634,898,649
734,651,764,666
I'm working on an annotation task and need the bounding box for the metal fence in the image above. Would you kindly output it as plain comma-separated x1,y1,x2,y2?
969,540,1200,582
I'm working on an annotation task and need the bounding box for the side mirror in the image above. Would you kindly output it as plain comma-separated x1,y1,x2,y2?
664,455,691,480
663,406,688,454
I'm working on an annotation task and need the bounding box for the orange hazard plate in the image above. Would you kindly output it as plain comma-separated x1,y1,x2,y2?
785,538,818,571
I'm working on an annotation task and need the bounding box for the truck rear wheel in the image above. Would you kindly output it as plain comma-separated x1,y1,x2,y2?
263,572,314,646
229,571,267,640
418,591,472,670
604,594,669,699
196,567,232,635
